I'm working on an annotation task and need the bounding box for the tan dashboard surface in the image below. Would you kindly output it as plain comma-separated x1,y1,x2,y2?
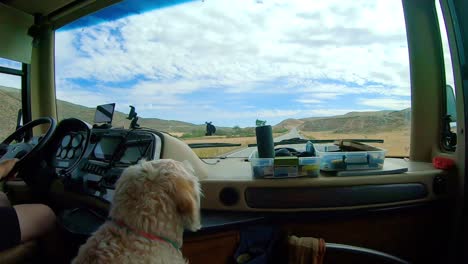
199,158,442,212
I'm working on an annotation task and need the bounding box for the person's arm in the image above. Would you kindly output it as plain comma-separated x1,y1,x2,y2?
0,159,18,180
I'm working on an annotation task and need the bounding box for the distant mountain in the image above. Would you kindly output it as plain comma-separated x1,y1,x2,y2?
274,118,305,130
0,86,201,140
276,108,411,134
0,85,411,140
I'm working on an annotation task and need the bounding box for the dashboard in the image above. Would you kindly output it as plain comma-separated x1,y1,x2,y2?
51,119,162,202
46,119,438,213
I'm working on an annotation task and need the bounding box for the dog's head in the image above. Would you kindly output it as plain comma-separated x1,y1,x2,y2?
110,159,201,232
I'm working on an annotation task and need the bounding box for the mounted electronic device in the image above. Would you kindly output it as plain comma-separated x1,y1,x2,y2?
93,103,116,129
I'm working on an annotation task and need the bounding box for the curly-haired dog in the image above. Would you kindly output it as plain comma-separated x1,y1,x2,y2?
73,159,201,264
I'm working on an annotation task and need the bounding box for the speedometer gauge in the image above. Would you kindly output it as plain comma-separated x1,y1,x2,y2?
61,135,72,147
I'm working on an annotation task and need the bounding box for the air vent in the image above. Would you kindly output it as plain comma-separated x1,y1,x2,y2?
245,184,427,209
219,187,239,206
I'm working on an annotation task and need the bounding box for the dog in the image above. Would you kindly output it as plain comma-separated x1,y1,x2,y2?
73,159,201,264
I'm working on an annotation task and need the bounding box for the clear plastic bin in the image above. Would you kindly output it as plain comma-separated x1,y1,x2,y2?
315,144,386,171
299,157,320,177
250,158,274,178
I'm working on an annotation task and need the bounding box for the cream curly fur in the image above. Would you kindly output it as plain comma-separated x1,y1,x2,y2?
72,159,201,264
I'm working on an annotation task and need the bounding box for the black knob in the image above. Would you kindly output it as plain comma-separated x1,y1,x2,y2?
433,175,446,195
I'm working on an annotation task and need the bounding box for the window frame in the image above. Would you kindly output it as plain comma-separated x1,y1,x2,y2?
434,0,458,152
0,62,32,140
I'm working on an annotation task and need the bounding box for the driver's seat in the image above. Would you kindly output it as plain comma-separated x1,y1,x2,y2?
0,241,38,264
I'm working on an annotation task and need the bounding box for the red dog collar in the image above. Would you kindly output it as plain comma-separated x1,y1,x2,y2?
110,218,180,250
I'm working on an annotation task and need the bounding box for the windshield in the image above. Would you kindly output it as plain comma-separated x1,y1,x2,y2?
55,0,411,158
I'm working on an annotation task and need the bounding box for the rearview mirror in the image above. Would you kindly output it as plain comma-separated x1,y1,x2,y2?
446,85,456,122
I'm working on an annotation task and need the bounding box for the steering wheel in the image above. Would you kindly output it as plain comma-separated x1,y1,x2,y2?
0,117,57,182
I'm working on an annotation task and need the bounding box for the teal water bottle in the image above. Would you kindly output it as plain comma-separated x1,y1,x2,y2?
306,141,316,156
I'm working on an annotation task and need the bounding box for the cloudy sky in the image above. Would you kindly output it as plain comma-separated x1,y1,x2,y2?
3,0,453,127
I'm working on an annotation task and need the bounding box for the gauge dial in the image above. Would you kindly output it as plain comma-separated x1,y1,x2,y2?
61,135,72,147
56,148,62,157
60,149,67,159
72,134,83,148
67,149,75,159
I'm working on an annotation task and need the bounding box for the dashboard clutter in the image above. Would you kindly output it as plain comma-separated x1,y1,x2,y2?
274,156,299,177
255,125,274,158
127,105,140,129
94,103,115,126
250,139,385,178
250,140,321,178
299,157,320,177
250,156,320,179
316,140,386,171
305,141,316,156
251,158,274,178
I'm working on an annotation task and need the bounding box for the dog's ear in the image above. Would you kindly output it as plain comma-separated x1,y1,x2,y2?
173,176,201,231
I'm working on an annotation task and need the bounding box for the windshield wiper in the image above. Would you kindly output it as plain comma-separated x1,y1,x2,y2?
248,138,384,147
188,143,242,149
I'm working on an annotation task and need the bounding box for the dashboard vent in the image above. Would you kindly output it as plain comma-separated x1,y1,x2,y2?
219,187,240,206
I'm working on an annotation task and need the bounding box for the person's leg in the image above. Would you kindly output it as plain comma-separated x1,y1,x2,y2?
0,192,11,207
0,207,21,251
13,204,56,242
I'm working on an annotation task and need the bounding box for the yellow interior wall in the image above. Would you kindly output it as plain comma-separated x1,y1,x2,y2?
30,22,57,133
0,3,33,63
403,0,446,161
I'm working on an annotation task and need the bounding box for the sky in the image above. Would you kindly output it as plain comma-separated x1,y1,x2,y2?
0,0,455,127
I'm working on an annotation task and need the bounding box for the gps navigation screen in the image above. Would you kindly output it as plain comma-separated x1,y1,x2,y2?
93,137,121,161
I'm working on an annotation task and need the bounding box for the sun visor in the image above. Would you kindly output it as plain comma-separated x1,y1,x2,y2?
0,4,33,64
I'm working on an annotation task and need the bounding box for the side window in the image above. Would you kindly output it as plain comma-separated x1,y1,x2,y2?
435,0,457,151
0,58,22,142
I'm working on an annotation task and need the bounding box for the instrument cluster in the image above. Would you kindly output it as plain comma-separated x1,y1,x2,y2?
56,133,85,160
50,118,91,171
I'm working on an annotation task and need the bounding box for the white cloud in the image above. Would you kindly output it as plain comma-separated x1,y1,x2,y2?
57,0,411,85
295,98,322,104
54,0,416,125
358,98,411,110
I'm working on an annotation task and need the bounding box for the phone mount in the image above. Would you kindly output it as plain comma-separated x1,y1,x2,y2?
127,105,140,129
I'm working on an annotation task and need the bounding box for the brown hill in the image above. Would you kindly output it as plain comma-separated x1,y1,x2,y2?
0,85,411,140
299,108,410,133
0,86,22,139
274,118,305,130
